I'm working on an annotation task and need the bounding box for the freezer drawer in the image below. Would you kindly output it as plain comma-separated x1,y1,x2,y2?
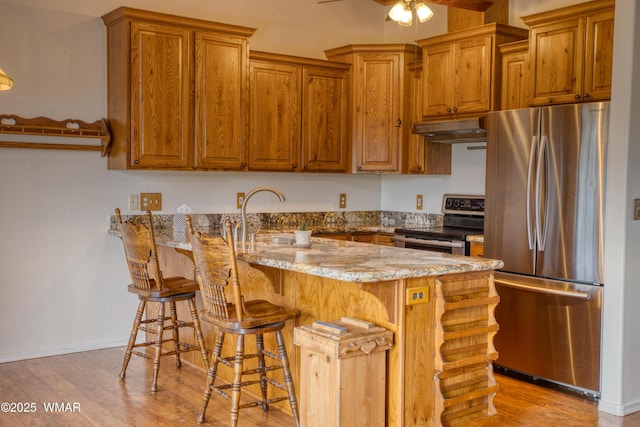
493,272,602,394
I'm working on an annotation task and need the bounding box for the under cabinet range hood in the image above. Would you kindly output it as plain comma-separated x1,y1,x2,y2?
412,116,487,143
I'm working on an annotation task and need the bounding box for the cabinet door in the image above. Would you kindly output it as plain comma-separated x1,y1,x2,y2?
529,18,585,105
500,41,530,110
455,36,492,114
353,53,401,172
407,65,451,174
248,60,301,171
422,44,455,117
583,9,614,102
195,32,249,170
301,67,349,172
130,21,192,168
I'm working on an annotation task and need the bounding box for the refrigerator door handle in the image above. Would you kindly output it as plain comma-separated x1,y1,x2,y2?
535,135,549,251
526,136,538,250
495,278,591,300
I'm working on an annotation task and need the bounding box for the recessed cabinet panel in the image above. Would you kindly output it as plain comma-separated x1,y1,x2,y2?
301,68,349,172
423,45,454,117
584,10,615,101
248,60,300,171
195,33,249,170
131,22,192,168
455,37,491,114
530,20,583,105
357,55,399,171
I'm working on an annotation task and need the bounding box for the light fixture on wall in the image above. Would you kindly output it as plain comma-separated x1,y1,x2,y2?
0,68,14,91
388,0,434,27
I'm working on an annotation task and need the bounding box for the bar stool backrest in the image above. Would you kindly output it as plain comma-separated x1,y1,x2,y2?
115,208,163,290
187,216,242,322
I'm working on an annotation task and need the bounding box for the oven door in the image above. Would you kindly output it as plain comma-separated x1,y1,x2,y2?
393,235,466,255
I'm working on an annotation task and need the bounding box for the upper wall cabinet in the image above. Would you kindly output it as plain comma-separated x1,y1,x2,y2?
523,0,615,106
248,51,350,173
499,40,530,110
102,7,255,170
325,44,419,174
416,24,528,120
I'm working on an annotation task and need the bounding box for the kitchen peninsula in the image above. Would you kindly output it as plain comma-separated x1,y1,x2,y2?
111,221,503,426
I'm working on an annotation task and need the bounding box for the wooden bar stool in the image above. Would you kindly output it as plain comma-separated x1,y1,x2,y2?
115,208,209,393
187,216,300,426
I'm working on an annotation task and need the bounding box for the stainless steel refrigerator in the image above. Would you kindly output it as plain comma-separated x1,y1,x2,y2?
485,102,608,396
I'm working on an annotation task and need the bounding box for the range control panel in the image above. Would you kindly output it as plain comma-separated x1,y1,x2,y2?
442,194,485,215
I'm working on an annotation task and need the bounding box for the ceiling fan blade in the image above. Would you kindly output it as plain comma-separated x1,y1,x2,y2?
425,0,494,12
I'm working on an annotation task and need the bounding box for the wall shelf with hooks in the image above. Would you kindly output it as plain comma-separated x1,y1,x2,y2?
0,115,112,156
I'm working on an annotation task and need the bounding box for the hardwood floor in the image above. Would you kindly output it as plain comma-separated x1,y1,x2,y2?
0,347,638,426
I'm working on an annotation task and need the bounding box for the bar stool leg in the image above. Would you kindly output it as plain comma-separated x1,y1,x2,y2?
276,330,300,427
255,334,269,411
189,297,209,371
151,302,165,393
169,300,182,368
230,334,245,427
199,330,225,424
120,299,146,380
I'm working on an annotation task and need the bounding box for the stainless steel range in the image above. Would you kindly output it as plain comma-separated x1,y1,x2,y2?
393,194,484,256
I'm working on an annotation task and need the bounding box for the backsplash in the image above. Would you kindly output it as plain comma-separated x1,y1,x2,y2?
110,210,443,233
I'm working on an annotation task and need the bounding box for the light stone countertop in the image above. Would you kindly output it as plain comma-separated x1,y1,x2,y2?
110,229,503,283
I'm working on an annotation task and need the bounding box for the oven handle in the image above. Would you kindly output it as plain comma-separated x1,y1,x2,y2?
393,236,465,248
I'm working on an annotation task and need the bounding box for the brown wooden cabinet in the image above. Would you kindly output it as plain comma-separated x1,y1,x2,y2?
406,61,451,175
499,40,530,110
523,0,615,106
416,23,528,120
325,45,419,174
470,241,484,257
313,231,395,246
102,7,255,170
248,51,350,172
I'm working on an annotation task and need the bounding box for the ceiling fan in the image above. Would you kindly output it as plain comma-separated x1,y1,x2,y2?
318,0,494,12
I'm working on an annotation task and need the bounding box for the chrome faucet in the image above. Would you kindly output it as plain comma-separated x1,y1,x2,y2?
240,186,286,244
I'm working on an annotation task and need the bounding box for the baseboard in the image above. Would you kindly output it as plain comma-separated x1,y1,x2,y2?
598,397,640,417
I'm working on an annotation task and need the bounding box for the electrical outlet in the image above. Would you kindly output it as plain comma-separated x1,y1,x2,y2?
128,194,139,210
237,192,245,209
140,193,162,211
416,194,423,210
339,193,347,209
635,199,640,220
406,286,429,306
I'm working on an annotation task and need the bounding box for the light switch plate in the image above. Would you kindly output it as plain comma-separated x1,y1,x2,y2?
140,193,162,211
237,192,245,209
128,194,139,210
635,199,640,220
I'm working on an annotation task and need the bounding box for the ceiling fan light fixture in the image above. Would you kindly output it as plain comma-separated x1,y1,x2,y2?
415,2,433,23
388,0,432,27
388,1,409,22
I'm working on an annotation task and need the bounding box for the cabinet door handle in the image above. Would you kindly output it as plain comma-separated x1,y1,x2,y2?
292,164,297,169
447,107,452,113
241,162,247,168
303,164,308,169
583,93,590,99
357,165,362,170
575,94,582,99
134,159,139,165
395,119,402,127
452,106,457,112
